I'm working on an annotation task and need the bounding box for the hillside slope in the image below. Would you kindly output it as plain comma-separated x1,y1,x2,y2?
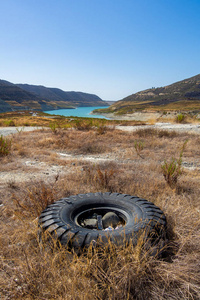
0,80,45,112
0,80,107,112
17,84,107,107
96,74,200,115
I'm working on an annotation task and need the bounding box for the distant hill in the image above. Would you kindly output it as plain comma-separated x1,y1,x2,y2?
0,80,108,113
96,74,200,115
0,80,43,112
17,84,107,107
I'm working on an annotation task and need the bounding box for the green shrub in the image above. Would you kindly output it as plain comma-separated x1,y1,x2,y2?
176,113,185,123
161,158,182,188
4,119,15,126
161,140,188,188
0,135,12,156
49,122,58,134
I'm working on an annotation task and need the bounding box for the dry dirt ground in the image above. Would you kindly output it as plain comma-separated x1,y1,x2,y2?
0,123,199,186
0,124,200,299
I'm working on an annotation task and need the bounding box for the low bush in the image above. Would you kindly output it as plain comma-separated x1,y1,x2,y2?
4,119,15,126
82,165,116,192
176,113,185,123
96,125,107,135
73,119,94,131
49,122,59,134
157,130,178,138
136,128,158,137
161,158,182,188
161,140,188,188
12,179,59,219
79,142,104,154
134,140,144,158
136,128,179,138
0,135,12,156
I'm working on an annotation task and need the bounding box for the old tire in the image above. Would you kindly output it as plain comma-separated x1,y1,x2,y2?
39,192,166,249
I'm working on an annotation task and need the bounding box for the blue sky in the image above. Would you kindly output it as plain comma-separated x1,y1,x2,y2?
1,0,200,100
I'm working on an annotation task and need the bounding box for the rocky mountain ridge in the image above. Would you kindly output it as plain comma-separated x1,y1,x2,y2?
95,74,200,115
0,80,107,113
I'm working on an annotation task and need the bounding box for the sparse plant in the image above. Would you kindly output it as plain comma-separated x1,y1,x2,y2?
176,113,185,123
49,122,58,134
73,119,93,131
7,178,18,189
158,130,178,138
0,135,12,156
134,140,144,158
83,166,116,192
96,125,107,135
161,140,188,188
16,126,24,134
4,119,15,126
78,141,104,154
136,128,158,137
12,180,59,219
161,158,182,188
94,167,115,191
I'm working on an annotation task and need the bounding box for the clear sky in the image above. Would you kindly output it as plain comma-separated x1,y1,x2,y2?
1,0,200,100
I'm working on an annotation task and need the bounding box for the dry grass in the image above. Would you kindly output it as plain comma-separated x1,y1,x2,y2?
0,123,200,299
0,111,145,128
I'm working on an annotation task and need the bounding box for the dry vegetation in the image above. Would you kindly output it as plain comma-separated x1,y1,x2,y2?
0,111,146,128
0,121,200,299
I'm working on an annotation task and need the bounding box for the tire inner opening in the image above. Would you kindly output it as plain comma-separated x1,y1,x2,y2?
74,208,126,230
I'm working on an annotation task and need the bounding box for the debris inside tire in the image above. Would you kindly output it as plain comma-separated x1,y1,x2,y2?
39,192,166,250
80,211,122,230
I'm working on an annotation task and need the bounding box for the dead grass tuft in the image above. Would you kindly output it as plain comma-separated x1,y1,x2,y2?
12,179,59,219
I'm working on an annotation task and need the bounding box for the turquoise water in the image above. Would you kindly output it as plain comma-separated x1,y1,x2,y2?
44,106,109,119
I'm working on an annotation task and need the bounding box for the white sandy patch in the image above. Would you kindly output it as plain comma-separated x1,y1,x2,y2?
0,126,45,136
115,123,200,134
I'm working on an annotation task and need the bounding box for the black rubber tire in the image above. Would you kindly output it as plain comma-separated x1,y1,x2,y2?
39,192,166,249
